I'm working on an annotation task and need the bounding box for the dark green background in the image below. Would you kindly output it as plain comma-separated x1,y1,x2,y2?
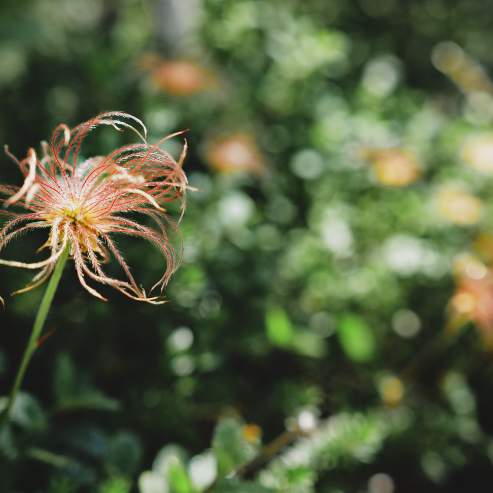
1,1,493,492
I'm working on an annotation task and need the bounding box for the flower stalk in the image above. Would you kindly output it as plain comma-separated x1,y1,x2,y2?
0,243,69,427
0,112,189,426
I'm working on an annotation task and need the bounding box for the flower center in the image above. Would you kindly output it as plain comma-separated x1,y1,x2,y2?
56,202,93,228
63,206,84,222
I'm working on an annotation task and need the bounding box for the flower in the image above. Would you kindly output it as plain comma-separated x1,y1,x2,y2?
206,133,265,175
449,254,493,348
361,147,421,187
0,112,189,304
434,186,482,225
140,54,217,97
461,134,493,174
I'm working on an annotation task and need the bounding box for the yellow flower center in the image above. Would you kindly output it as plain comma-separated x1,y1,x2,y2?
62,205,89,225
45,202,96,234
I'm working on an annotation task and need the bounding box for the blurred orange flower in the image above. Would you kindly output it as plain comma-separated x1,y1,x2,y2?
242,423,262,443
140,54,217,97
435,186,482,225
461,134,493,174
378,375,405,407
206,133,265,175
474,233,493,263
362,148,421,187
432,42,493,95
449,255,493,348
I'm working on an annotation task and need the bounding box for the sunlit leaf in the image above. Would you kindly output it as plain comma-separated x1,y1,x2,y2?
212,418,256,477
265,306,295,347
98,477,131,493
0,392,46,431
337,314,376,363
168,462,196,493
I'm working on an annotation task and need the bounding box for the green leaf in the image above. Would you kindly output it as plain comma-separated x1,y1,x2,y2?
168,462,196,493
150,445,196,492
291,332,327,358
212,418,256,477
98,477,131,493
27,447,75,468
0,392,46,431
284,466,315,487
266,308,326,358
153,445,188,476
47,477,77,493
57,391,120,412
337,314,376,363
106,431,143,476
53,353,120,412
0,424,17,460
266,306,295,347
53,352,77,404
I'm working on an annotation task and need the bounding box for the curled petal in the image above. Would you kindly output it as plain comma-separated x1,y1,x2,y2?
0,234,68,269
4,149,37,207
0,222,50,253
12,265,54,296
123,188,165,211
71,240,108,301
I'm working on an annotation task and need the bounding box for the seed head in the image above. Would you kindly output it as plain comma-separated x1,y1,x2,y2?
0,112,190,304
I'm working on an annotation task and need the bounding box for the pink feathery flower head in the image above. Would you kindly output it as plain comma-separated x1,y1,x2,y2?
0,111,190,304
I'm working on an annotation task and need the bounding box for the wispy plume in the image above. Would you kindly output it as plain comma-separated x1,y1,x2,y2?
0,111,189,304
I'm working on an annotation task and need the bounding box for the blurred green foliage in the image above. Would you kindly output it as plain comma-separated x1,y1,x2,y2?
2,0,493,491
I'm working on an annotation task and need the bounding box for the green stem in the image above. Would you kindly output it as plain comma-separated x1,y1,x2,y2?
1,245,70,427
